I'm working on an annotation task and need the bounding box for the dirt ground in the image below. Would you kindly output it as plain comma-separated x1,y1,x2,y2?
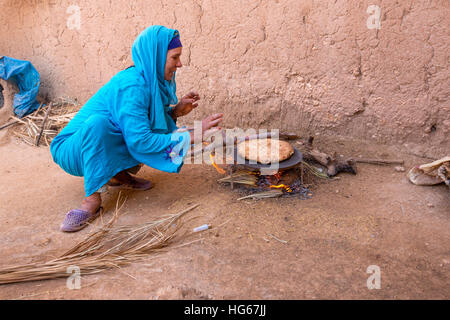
0,133,448,300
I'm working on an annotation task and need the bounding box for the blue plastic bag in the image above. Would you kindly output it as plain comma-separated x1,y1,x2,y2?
0,56,41,117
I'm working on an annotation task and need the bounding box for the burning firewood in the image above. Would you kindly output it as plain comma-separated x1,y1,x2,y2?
301,137,357,177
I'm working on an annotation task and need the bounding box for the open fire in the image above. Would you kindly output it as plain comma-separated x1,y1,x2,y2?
212,157,313,200
251,167,311,198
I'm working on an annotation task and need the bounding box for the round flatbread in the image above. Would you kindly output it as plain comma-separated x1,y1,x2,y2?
237,138,294,164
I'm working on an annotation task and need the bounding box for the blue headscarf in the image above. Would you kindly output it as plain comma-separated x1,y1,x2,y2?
131,25,180,132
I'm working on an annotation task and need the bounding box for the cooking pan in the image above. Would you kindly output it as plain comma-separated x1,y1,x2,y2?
232,145,303,172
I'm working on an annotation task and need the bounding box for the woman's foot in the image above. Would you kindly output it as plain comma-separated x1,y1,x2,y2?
80,192,102,213
61,193,102,232
107,170,153,191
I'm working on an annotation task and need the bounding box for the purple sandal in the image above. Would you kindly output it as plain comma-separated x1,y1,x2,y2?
60,207,103,232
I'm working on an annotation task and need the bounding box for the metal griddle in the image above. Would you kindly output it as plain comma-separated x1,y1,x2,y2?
233,145,303,172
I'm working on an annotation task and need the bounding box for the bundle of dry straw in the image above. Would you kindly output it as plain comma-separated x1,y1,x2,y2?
217,171,259,186
8,97,80,147
0,195,200,285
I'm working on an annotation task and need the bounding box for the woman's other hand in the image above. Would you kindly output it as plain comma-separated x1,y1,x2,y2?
202,113,223,139
174,91,200,117
187,113,223,144
202,113,223,133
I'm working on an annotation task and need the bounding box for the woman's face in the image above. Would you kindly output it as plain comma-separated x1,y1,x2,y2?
165,47,183,81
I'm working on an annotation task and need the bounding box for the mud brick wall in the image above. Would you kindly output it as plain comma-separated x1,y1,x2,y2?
0,0,448,157
0,79,15,125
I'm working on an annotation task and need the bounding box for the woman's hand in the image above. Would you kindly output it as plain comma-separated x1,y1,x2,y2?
173,91,200,117
202,113,223,135
187,113,223,144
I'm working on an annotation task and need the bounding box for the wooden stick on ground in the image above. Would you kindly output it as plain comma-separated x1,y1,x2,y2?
36,103,52,146
353,158,404,165
0,120,19,131
268,233,288,244
302,136,357,177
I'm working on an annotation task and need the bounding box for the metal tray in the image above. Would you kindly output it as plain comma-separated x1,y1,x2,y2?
233,146,303,171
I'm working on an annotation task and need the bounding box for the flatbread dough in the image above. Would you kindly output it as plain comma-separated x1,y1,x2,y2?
237,138,294,164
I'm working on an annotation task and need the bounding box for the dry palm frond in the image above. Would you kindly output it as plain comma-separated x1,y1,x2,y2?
300,161,331,179
0,195,200,285
237,189,283,200
217,171,258,186
9,97,81,146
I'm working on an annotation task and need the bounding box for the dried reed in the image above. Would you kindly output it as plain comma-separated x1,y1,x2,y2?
236,189,284,200
0,194,200,285
217,171,258,186
9,97,80,146
300,161,331,179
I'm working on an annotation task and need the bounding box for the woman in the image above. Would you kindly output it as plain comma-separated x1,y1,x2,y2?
50,25,223,232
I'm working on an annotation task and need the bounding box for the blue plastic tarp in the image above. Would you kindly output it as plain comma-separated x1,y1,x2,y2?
0,56,41,117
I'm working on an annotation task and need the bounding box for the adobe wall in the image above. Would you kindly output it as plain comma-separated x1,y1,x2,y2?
0,0,448,157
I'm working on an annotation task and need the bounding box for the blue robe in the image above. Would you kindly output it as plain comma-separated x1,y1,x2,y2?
50,26,190,196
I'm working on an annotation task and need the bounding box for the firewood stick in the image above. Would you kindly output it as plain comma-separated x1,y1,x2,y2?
353,158,404,165
0,103,46,131
0,120,19,130
300,162,304,184
36,103,52,146
302,136,357,177
306,137,404,166
279,133,301,140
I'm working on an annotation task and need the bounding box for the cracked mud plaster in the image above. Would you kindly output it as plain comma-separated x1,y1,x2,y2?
0,0,448,157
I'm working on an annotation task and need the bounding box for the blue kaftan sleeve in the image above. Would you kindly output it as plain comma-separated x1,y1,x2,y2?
112,85,190,173
166,107,179,131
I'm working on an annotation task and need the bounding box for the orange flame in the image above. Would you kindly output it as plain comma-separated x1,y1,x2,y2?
270,184,293,193
210,153,226,174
